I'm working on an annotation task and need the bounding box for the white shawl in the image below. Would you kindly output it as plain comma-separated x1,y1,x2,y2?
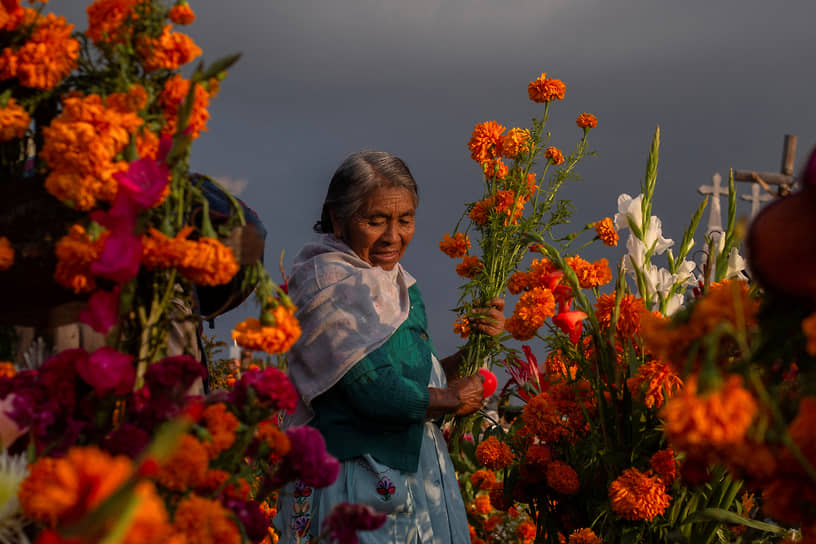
283,234,416,426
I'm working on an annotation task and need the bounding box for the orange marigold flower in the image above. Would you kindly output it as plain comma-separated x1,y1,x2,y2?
54,225,107,293
0,11,79,90
257,420,292,460
196,469,251,501
593,217,618,247
569,528,601,544
469,197,492,226
468,120,506,163
232,304,302,354
155,434,209,491
86,0,141,44
565,256,612,289
626,360,683,409
168,1,195,24
528,72,566,103
508,271,530,295
595,291,646,338
473,493,492,515
802,312,816,356
650,448,677,486
0,98,30,142
505,315,538,341
0,236,13,270
546,460,580,495
520,444,551,484
456,255,483,279
501,128,530,159
0,0,25,32
544,146,565,165
19,446,133,526
661,374,757,453
179,237,240,286
482,158,509,179
121,481,174,544
609,467,671,521
453,316,470,339
0,361,15,378
139,24,202,72
785,396,816,474
517,520,536,541
470,469,498,490
136,127,161,159
201,403,239,458
106,84,149,114
483,514,502,532
172,494,241,544
475,436,514,471
507,287,556,340
524,172,538,198
576,113,598,130
439,232,470,258
522,382,593,444
160,74,210,139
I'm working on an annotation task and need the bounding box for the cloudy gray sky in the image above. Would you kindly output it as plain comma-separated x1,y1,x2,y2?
60,1,816,358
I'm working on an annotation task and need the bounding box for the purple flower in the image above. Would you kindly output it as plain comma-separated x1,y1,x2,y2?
103,423,151,457
224,499,269,543
322,502,387,544
143,354,206,392
114,155,170,209
77,347,135,396
90,231,142,284
268,426,339,489
78,288,120,334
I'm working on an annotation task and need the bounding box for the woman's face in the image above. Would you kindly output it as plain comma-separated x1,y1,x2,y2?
336,186,416,270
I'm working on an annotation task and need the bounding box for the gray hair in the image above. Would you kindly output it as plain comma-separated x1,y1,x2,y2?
314,150,419,234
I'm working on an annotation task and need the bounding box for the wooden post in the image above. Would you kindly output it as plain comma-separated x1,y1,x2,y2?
733,134,797,197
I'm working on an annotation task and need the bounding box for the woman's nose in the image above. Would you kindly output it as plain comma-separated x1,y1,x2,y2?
381,221,399,242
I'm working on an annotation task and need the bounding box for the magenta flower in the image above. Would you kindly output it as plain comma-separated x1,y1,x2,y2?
229,366,299,414
78,288,120,334
77,347,135,396
224,499,269,543
268,426,339,489
502,344,542,395
90,230,142,284
322,503,387,544
90,190,139,234
114,157,170,209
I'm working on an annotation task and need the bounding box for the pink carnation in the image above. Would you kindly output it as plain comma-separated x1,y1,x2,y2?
323,502,387,544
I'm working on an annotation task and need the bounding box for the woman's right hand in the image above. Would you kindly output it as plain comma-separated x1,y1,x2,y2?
451,374,484,416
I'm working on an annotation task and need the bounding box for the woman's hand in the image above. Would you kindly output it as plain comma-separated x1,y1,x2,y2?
450,374,484,416
470,298,506,337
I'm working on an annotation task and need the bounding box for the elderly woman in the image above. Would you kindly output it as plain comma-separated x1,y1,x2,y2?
275,150,504,543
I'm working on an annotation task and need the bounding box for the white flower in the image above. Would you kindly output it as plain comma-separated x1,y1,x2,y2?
0,451,30,544
663,293,685,316
725,247,748,280
642,216,673,256
614,193,644,232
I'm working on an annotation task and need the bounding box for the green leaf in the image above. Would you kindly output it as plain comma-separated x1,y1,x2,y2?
682,508,786,534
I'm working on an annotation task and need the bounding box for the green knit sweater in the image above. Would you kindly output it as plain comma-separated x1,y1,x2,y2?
309,284,434,473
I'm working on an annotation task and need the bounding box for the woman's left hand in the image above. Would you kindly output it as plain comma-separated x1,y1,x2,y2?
470,298,506,337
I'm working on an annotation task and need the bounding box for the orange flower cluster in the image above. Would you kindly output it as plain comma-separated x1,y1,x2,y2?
546,460,580,495
576,113,598,130
169,2,195,24
501,127,531,159
107,84,149,114
456,255,483,279
593,217,618,246
507,258,558,295
86,0,143,44
519,444,552,484
481,157,509,180
138,24,201,72
802,312,816,356
54,224,108,293
626,360,683,409
594,291,646,338
505,287,556,340
0,361,15,378
160,73,211,139
172,494,242,544
475,435,515,470
257,420,292,460
439,232,469,258
452,316,470,338
608,467,671,521
198,469,251,501
42,93,143,210
232,304,302,354
469,190,527,227
528,72,566,103
141,227,240,286
0,0,24,32
0,236,13,270
649,448,677,486
0,11,79,90
156,434,209,491
517,520,536,542
565,256,613,289
470,469,499,490
661,374,757,455
544,146,564,165
472,493,493,515
0,97,29,142
569,528,601,544
468,120,506,163
201,403,239,458
521,379,594,444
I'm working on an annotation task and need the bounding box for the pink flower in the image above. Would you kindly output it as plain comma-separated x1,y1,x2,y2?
90,231,142,284
77,347,135,395
323,502,387,544
552,310,588,344
269,426,340,488
78,288,120,334
229,366,299,413
502,345,542,394
90,190,139,234
114,157,170,209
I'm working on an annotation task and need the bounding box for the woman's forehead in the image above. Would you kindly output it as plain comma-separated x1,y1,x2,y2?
360,187,416,215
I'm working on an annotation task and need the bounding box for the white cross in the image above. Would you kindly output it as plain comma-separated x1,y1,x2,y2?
740,183,774,217
698,172,729,235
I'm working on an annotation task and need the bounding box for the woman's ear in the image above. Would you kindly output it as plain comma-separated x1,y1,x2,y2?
328,210,343,240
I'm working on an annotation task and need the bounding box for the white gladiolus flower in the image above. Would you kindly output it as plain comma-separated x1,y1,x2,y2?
614,193,644,232
725,247,748,280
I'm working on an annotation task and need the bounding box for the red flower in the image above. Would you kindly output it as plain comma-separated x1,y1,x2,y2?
77,347,135,395
552,310,587,344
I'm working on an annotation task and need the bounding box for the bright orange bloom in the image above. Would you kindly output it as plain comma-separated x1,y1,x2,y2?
544,146,565,165
172,494,241,544
168,2,195,24
501,128,530,159
569,528,602,544
524,172,538,198
86,0,142,44
517,521,536,541
473,493,492,515
439,232,470,258
0,361,15,378
232,304,301,354
196,470,251,501
482,514,502,532
453,316,470,338
595,291,646,338
0,0,24,31
0,11,79,90
565,256,612,289
506,287,556,340
475,436,514,471
661,374,757,453
106,84,149,114
0,236,13,270
0,98,30,142
138,24,202,72
609,467,671,521
468,120,506,163
257,420,292,460
481,158,509,179
181,237,240,286
650,448,677,486
160,74,211,139
546,460,580,495
593,217,618,247
201,403,239,458
54,225,108,293
508,271,531,295
155,434,209,491
576,113,598,130
522,380,594,444
803,312,816,356
456,255,483,279
528,73,566,103
470,469,498,490
626,360,683,409
19,446,133,526
469,197,493,226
